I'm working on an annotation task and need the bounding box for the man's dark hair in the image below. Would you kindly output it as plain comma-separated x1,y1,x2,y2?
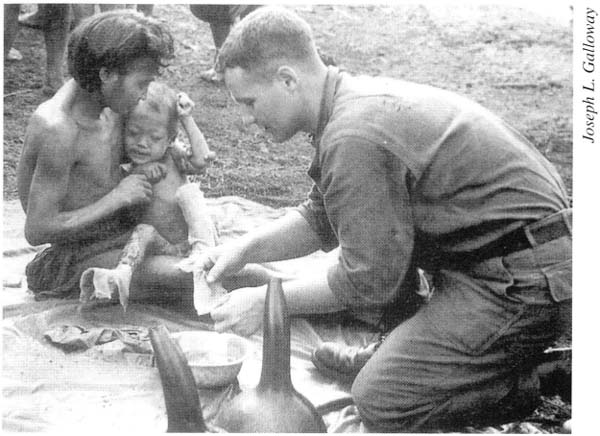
68,10,174,92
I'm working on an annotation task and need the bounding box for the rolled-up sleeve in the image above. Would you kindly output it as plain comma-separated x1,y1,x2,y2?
296,184,339,252
320,136,415,313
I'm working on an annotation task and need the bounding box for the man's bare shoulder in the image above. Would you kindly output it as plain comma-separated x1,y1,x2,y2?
26,96,80,155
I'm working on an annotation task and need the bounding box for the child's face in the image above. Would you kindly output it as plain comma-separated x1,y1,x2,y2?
124,102,171,165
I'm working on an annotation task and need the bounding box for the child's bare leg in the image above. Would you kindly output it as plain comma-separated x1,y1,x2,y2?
174,184,221,276
175,183,218,250
176,183,218,248
80,224,171,310
175,184,227,314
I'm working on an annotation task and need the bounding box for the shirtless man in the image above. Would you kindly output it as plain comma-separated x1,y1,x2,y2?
16,10,185,303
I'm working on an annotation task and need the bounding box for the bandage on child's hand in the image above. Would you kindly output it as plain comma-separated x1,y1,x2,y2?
169,140,202,174
176,92,195,118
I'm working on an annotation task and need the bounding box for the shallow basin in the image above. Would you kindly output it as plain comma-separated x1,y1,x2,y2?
171,330,250,388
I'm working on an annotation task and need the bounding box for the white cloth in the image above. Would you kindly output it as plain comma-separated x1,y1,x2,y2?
2,197,368,432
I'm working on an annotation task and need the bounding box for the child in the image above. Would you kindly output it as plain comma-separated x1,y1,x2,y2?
79,81,222,311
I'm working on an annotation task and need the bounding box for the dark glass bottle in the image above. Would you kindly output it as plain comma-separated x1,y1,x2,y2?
215,277,327,432
149,325,208,433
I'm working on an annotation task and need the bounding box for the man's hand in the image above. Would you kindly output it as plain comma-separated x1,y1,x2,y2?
113,174,153,206
210,286,266,336
177,92,195,119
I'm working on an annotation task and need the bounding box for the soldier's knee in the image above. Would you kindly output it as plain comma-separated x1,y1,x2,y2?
351,368,391,430
350,368,370,410
351,367,425,432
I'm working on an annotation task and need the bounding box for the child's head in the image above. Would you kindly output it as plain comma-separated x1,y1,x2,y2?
124,81,178,165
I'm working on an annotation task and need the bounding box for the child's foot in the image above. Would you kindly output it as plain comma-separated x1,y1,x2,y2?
79,265,133,311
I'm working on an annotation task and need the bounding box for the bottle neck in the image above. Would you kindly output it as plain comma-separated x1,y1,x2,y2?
258,278,293,390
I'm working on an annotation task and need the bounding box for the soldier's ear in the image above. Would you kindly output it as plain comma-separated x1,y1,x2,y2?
99,67,118,85
276,66,299,92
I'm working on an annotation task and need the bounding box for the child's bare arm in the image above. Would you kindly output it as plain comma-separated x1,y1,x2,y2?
176,92,216,171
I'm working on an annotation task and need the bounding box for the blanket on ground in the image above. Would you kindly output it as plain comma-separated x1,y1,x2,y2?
2,197,373,433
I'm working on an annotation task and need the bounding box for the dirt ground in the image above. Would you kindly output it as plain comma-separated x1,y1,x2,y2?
3,3,572,432
3,3,572,205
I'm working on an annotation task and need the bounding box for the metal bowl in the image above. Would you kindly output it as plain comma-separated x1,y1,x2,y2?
171,331,250,388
